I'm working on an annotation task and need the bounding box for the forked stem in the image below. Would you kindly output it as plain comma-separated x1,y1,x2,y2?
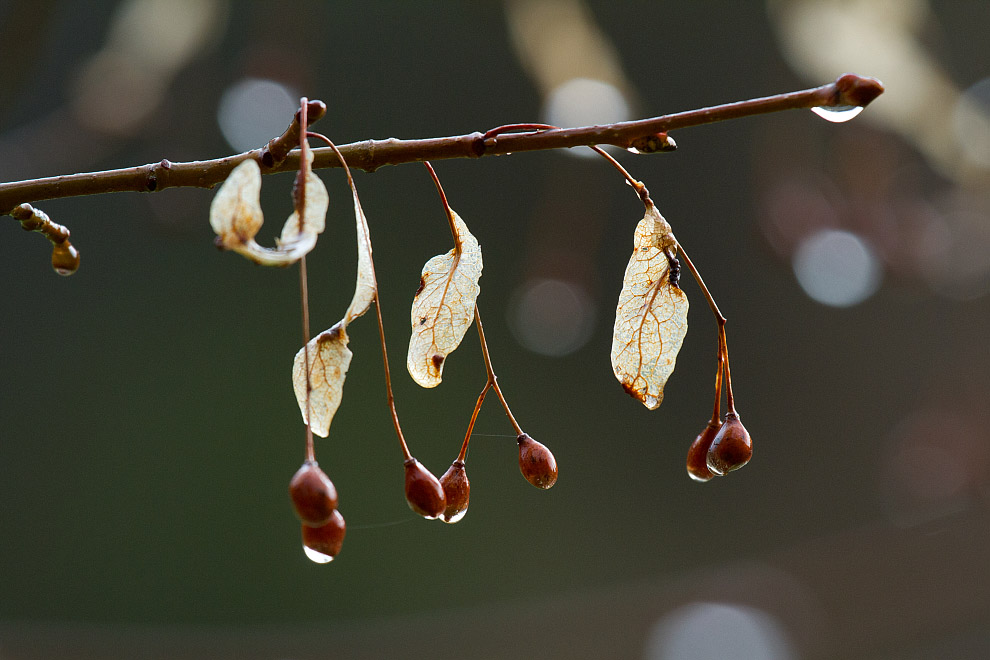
457,382,491,463
306,129,413,462
475,306,524,436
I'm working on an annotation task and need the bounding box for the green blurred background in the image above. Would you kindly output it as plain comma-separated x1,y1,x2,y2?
2,1,989,658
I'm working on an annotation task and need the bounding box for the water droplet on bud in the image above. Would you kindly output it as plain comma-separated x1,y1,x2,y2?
687,420,721,482
439,460,470,523
810,105,864,123
289,460,338,526
404,458,446,519
301,509,346,563
51,243,80,276
517,433,558,489
706,412,752,475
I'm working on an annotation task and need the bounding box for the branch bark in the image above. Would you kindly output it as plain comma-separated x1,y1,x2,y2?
0,73,882,216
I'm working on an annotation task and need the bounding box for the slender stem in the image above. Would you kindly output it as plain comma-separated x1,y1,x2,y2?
373,288,412,462
475,305,524,436
300,254,315,463
711,344,723,426
588,145,648,200
0,74,883,214
296,98,316,463
307,129,412,461
679,243,737,416
677,244,725,324
422,161,458,247
720,321,736,416
457,382,491,463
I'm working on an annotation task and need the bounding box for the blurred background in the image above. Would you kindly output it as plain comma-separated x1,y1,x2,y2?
1,1,989,658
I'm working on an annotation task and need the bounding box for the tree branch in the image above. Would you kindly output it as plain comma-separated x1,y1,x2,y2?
0,73,882,216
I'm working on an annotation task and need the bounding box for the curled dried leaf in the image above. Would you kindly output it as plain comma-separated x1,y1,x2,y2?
291,146,377,437
292,323,353,438
407,210,483,388
210,155,327,267
210,159,263,246
343,187,375,324
611,200,689,409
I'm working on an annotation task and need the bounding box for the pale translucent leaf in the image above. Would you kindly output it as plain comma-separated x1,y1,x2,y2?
277,154,329,260
209,154,327,267
210,159,263,245
292,323,353,438
611,201,689,409
343,187,375,324
407,210,483,388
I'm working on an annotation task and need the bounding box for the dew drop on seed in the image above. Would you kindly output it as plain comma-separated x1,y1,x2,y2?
687,470,712,483
303,545,334,564
810,105,864,123
442,508,468,524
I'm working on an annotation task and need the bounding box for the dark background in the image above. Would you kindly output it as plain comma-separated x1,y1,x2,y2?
2,2,989,658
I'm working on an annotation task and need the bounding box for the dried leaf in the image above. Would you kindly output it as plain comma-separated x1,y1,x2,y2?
343,187,375,324
291,154,377,437
210,159,263,245
277,157,329,260
407,210,483,388
611,200,689,409
209,155,328,267
292,323,353,438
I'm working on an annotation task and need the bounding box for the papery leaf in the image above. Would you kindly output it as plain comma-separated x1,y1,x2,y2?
278,154,329,261
407,210,483,388
291,149,376,436
292,322,353,438
343,187,375,324
611,200,689,409
210,159,263,246
209,154,327,267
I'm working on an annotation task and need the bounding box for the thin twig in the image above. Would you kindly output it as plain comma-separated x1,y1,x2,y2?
0,74,883,214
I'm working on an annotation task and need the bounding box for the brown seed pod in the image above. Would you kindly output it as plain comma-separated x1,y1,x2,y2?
301,510,346,563
706,412,752,475
404,458,446,519
687,420,721,482
289,460,338,526
439,460,470,523
517,433,558,489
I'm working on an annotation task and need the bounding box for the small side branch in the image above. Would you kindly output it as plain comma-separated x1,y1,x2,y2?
0,74,883,215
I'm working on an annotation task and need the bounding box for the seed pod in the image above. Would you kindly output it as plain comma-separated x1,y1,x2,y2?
301,510,346,563
686,420,720,482
706,412,752,475
404,458,446,519
289,460,338,526
439,460,470,524
517,433,557,489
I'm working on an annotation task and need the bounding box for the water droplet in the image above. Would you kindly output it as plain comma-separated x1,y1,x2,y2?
810,105,864,123
442,508,468,524
303,545,334,564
